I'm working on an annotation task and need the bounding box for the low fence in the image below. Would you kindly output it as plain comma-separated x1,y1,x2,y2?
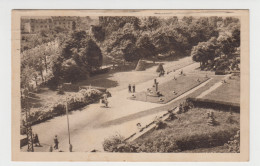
187,97,240,112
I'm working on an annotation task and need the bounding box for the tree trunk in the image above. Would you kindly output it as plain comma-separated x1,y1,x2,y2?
44,56,48,73
35,77,38,87
40,70,44,83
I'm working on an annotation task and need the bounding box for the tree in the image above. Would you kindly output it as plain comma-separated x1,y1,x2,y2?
140,16,161,31
59,58,89,83
20,66,35,89
136,35,157,59
53,31,103,82
91,25,105,42
217,27,240,57
78,38,103,69
72,21,76,31
191,37,218,68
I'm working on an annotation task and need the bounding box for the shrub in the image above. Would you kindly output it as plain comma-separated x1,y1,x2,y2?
224,130,240,153
156,63,165,73
175,129,238,151
154,119,167,130
103,134,125,152
21,88,104,126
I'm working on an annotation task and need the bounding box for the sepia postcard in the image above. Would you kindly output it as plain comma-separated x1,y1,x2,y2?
12,9,249,161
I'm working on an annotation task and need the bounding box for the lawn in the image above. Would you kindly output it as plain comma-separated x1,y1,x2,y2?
129,75,209,104
133,107,240,152
203,76,240,104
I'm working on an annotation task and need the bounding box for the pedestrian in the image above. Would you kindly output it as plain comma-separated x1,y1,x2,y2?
128,84,132,93
54,135,59,150
34,133,41,147
132,84,135,93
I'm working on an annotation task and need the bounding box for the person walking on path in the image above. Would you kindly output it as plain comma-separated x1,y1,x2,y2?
132,84,136,93
103,93,108,108
128,84,132,93
54,135,59,150
33,133,41,147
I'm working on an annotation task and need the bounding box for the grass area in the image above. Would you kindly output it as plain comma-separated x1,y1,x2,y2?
129,75,209,104
188,75,224,98
100,77,226,128
133,107,239,152
203,76,240,104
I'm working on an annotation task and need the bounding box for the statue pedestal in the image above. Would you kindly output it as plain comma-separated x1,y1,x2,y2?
146,89,162,97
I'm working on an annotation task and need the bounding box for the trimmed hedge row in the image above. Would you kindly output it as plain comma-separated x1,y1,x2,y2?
187,97,240,112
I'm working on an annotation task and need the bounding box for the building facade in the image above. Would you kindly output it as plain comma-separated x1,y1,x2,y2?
21,16,76,33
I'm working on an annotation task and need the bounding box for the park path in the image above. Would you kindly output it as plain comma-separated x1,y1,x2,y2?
197,74,231,98
21,57,204,152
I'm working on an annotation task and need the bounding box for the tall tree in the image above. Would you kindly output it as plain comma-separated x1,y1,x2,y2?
191,37,218,68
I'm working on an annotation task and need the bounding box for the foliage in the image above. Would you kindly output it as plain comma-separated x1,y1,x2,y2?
103,134,126,152
97,16,239,64
21,88,103,126
21,41,60,88
224,130,240,153
191,37,218,68
59,58,89,83
190,17,240,70
21,16,241,91
91,25,105,42
50,31,102,84
21,27,69,52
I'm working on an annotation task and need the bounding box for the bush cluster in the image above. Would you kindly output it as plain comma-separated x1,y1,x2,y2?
103,134,180,153
224,130,240,153
21,89,103,128
103,128,238,153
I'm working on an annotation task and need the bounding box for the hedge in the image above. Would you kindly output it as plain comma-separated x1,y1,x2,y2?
21,89,103,127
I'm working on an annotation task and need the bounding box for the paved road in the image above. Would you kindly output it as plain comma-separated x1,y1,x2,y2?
21,57,205,152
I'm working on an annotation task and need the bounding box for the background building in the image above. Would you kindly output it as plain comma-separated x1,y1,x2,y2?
21,16,77,33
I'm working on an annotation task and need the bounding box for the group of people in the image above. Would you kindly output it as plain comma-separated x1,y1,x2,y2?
128,84,136,93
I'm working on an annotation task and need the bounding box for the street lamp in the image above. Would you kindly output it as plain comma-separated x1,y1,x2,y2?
23,88,34,152
65,97,72,152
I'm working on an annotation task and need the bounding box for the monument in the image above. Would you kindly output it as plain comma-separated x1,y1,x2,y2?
146,79,162,97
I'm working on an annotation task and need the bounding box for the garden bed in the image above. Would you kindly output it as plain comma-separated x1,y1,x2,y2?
103,107,239,153
132,107,239,152
129,75,209,104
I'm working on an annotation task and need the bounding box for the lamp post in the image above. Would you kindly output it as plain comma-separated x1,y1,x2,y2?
23,88,34,152
65,97,72,152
